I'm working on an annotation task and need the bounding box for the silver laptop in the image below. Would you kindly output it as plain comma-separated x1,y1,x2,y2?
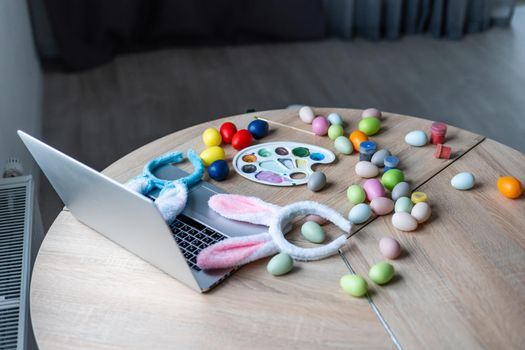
18,131,265,292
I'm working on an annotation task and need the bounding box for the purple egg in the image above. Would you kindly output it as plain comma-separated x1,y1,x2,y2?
311,116,330,136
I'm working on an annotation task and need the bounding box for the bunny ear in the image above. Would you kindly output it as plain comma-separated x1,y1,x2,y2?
208,194,280,226
197,232,277,270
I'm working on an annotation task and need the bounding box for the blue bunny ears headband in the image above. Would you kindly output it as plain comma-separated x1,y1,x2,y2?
126,150,204,223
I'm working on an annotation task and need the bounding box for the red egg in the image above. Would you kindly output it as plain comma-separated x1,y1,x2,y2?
220,122,237,144
231,129,253,150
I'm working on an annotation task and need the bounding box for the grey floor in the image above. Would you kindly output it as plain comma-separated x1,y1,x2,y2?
41,6,525,229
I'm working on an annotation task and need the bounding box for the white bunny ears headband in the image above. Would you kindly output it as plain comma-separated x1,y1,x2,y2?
197,194,352,270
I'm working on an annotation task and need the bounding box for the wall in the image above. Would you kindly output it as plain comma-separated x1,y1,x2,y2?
0,0,43,180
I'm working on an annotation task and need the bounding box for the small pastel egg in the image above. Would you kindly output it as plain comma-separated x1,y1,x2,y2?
358,117,381,136
311,116,330,136
348,203,372,224
334,136,353,155
497,176,523,199
362,108,382,119
305,215,328,225
231,129,253,150
391,182,411,201
379,237,401,259
370,197,394,216
405,130,429,147
363,178,385,201
451,172,475,190
347,185,366,204
340,274,368,297
411,191,428,203
267,253,294,276
355,161,379,178
381,169,405,191
327,112,344,125
392,212,418,231
369,262,395,285
207,160,229,181
299,106,315,124
411,202,431,223
202,128,222,147
247,119,269,139
307,171,327,192
328,124,344,140
219,122,237,144
394,197,414,213
371,149,391,167
200,146,226,167
301,221,326,244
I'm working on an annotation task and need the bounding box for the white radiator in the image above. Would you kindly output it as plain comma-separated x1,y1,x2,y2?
0,176,33,350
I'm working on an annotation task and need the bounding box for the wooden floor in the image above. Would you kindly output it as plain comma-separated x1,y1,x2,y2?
41,6,525,229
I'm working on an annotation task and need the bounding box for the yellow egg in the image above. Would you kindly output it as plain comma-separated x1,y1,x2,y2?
202,128,222,147
200,146,225,166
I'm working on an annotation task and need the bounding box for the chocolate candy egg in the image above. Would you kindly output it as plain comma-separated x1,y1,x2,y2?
267,253,294,276
392,212,418,231
355,161,379,178
231,129,253,150
200,146,226,167
379,237,401,259
207,160,229,181
362,108,382,119
348,203,372,224
391,182,411,201
369,262,395,285
340,274,368,297
219,122,237,144
307,171,326,192
299,106,315,124
411,202,431,223
358,117,381,136
334,136,353,155
370,197,394,216
312,116,330,136
347,185,366,204
363,178,385,201
451,172,475,190
394,197,413,213
328,124,344,140
405,130,428,147
247,119,269,139
327,112,343,125
301,221,325,243
381,169,405,191
371,149,390,167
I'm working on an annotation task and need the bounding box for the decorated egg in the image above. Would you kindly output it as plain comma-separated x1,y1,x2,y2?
231,129,253,150
328,124,344,140
347,185,366,204
267,253,294,276
207,160,229,181
394,197,414,213
381,169,405,191
371,149,390,167
363,178,385,201
451,172,475,190
327,112,343,125
219,122,237,144
247,119,269,139
307,171,327,192
349,130,368,151
370,197,394,216
355,161,379,178
392,212,418,231
497,176,522,199
312,116,330,136
334,136,353,154
411,202,431,223
405,130,428,147
362,108,382,119
299,106,315,124
202,128,222,147
340,274,368,297
358,117,381,136
348,203,372,224
391,182,411,201
369,262,395,285
301,221,325,243
379,237,401,259
200,146,226,167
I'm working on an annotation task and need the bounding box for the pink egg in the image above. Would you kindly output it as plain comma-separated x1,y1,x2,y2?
363,178,386,201
311,116,330,136
305,215,328,225
379,237,401,259
370,197,394,216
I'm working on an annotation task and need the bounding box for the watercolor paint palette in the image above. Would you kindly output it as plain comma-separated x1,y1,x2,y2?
233,141,335,186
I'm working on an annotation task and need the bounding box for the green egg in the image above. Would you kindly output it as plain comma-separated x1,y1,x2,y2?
267,253,294,276
328,124,345,140
347,185,366,204
334,136,353,155
368,262,395,285
381,169,405,191
394,196,413,213
340,274,368,297
301,221,325,243
358,117,381,136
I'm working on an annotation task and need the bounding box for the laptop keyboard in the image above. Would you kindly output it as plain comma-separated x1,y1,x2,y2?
168,214,227,271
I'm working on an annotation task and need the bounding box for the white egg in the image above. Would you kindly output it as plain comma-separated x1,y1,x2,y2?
355,161,379,178
411,202,431,223
299,106,315,124
392,212,418,231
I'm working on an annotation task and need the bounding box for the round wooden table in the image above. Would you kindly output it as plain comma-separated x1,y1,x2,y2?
30,108,525,349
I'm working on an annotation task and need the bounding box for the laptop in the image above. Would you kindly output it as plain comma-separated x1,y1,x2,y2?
18,131,265,292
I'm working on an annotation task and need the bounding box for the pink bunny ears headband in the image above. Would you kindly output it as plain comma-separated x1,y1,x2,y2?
197,194,352,270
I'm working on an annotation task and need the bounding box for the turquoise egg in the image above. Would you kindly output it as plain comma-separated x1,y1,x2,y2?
327,112,344,125
334,136,353,155
267,253,294,276
394,197,414,213
348,203,371,224
451,172,475,190
405,130,428,147
301,221,325,243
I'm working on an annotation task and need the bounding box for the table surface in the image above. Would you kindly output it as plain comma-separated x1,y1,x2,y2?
30,108,525,349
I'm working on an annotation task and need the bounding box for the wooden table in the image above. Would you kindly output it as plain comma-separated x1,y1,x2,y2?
30,108,525,349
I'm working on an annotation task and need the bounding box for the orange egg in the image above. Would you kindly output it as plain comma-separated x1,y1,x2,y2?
349,130,369,151
497,176,523,199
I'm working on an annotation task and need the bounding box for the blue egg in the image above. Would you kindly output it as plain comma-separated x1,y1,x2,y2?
405,130,428,147
450,172,475,190
248,119,269,139
348,203,372,224
208,160,229,181
327,113,343,125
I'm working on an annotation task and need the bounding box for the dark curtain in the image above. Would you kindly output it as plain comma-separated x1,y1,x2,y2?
45,0,326,71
